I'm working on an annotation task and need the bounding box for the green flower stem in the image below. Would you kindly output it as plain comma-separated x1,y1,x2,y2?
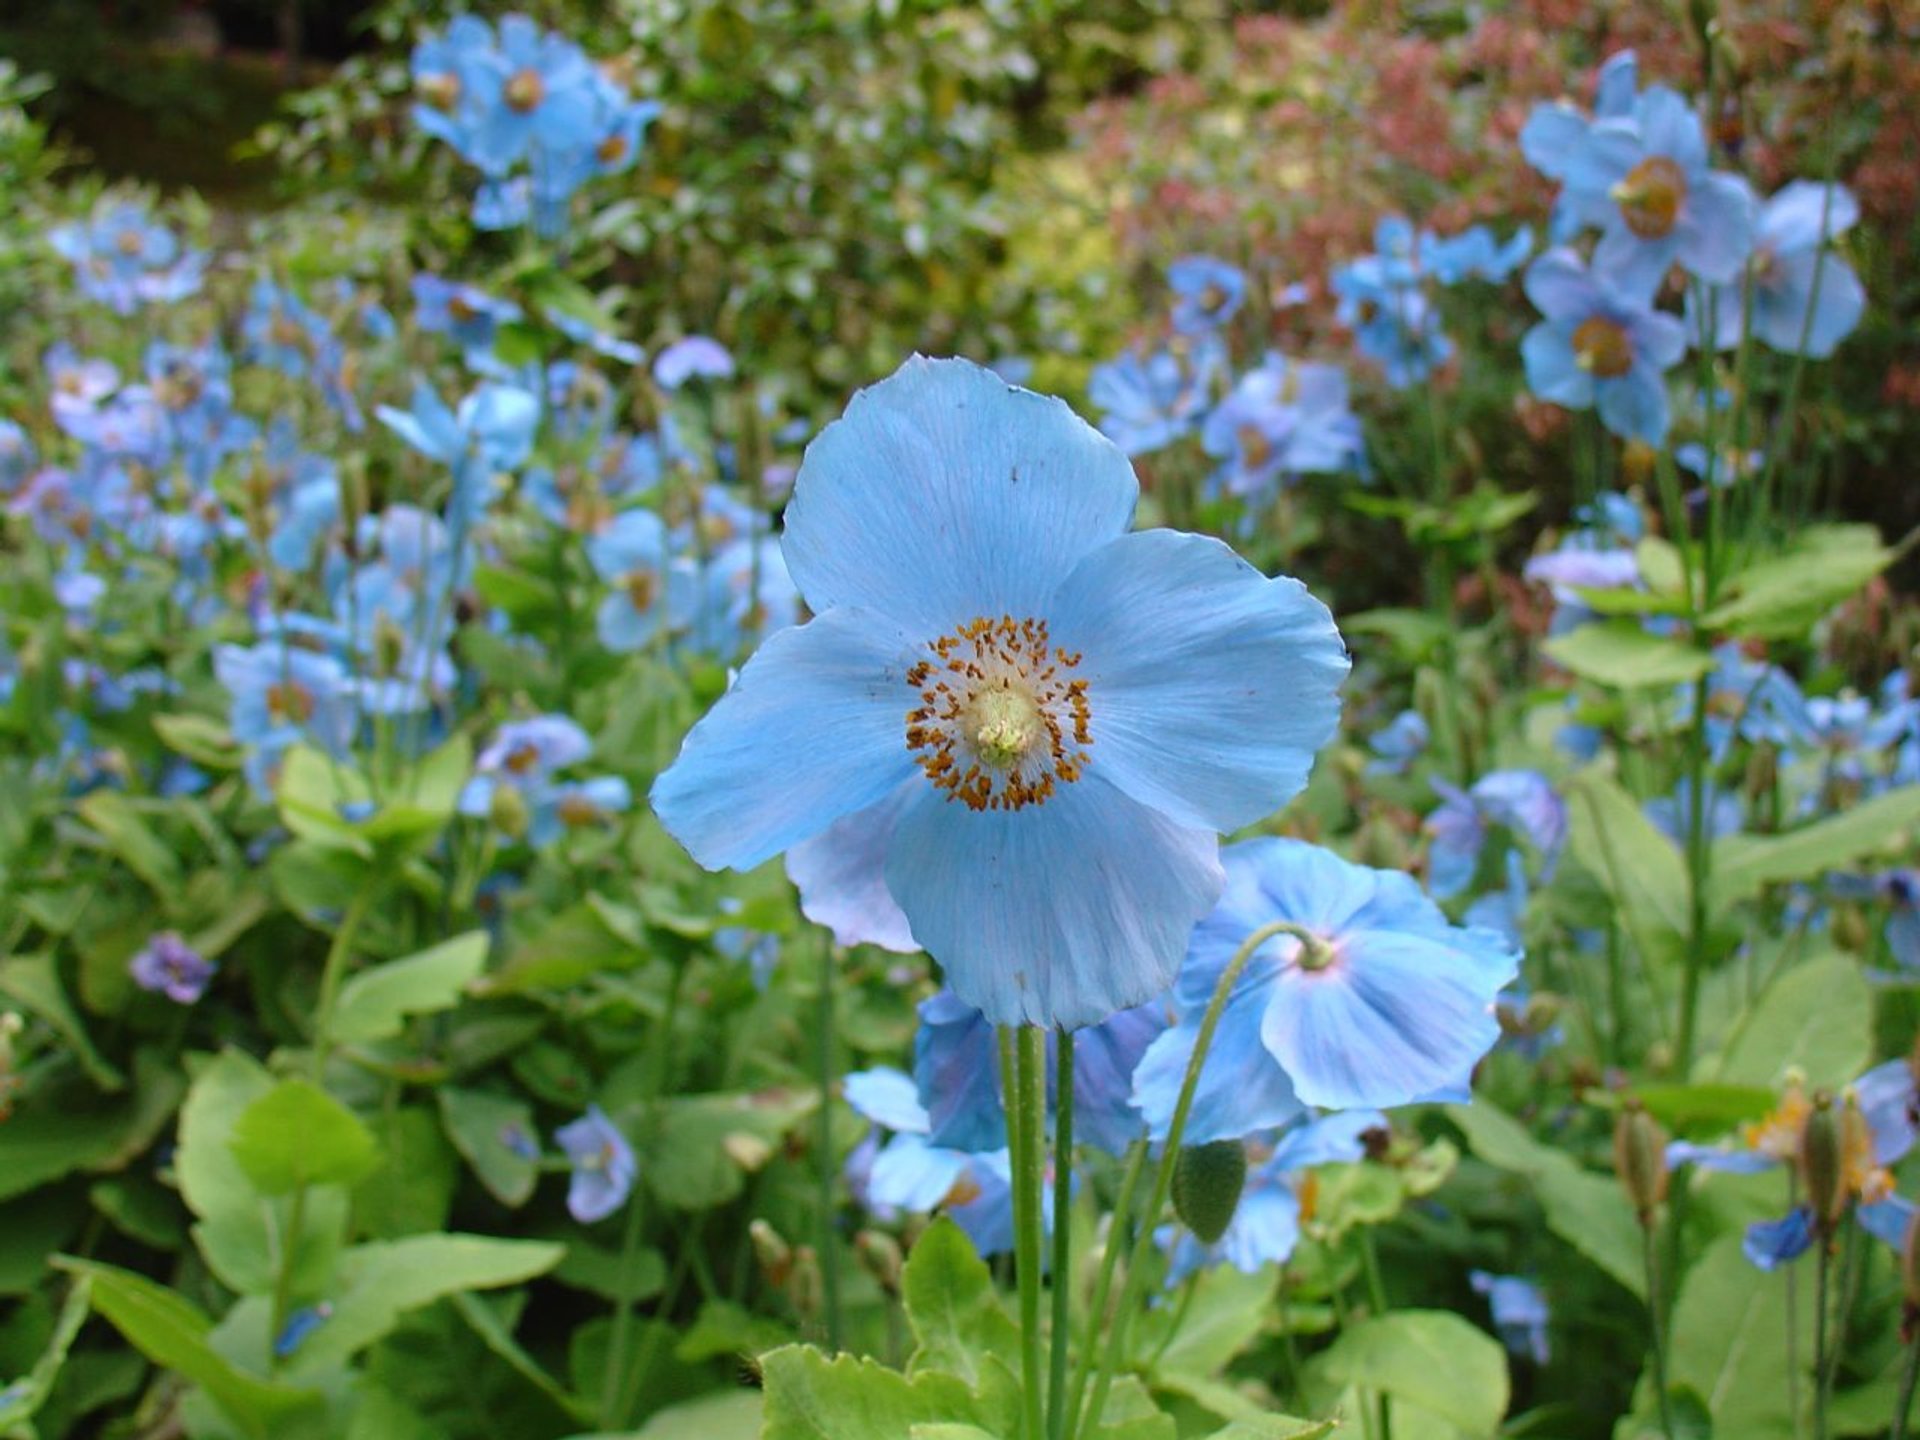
1006,1025,1049,1440
815,936,844,1352
1062,1140,1149,1440
1814,1239,1833,1440
1891,1328,1920,1440
1644,1219,1676,1440
1048,1028,1075,1440
1361,1233,1394,1440
1080,918,1300,1434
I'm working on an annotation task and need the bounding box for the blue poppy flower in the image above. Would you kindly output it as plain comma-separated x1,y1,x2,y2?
1420,225,1534,285
1088,341,1223,456
1685,180,1864,358
585,508,673,651
48,199,205,314
129,932,216,1004
1560,86,1756,293
1471,1272,1551,1364
1330,258,1453,390
1167,256,1247,334
652,357,1348,1030
842,1066,1020,1256
1424,770,1566,900
1200,353,1364,501
653,336,735,389
555,1105,637,1222
1521,50,1642,239
1365,709,1430,776
377,379,540,531
1131,838,1517,1139
537,775,633,844
1520,248,1687,444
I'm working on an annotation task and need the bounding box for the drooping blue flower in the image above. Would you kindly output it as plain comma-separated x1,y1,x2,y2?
1131,838,1517,1139
1520,248,1687,444
1688,181,1864,358
555,1105,637,1222
1424,770,1566,900
1561,86,1756,294
1470,1272,1551,1364
377,379,540,531
1743,1206,1816,1271
1200,353,1365,501
1087,341,1223,456
1167,256,1247,334
842,1066,1019,1256
129,932,216,1004
652,357,1348,1030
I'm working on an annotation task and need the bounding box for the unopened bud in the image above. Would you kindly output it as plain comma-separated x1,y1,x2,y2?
1614,1099,1669,1224
1172,1139,1249,1245
1800,1091,1846,1231
854,1229,903,1294
489,783,530,840
787,1244,823,1319
722,1131,774,1172
749,1218,792,1287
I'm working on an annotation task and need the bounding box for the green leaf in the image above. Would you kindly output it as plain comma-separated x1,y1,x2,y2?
76,792,182,894
452,1292,596,1425
332,931,489,1045
151,712,243,769
283,1234,565,1375
1668,1234,1812,1439
1708,952,1872,1090
1341,608,1451,664
1711,786,1920,912
0,1272,93,1433
1704,524,1893,639
354,1107,457,1238
52,1259,323,1440
759,1346,981,1440
619,1388,764,1437
1632,1083,1776,1138
0,952,123,1090
1448,1102,1645,1298
1543,623,1713,689
229,1079,382,1195
274,746,375,856
439,1087,541,1207
0,1053,183,1203
1566,771,1690,973
1203,1420,1335,1439
901,1218,1016,1384
1134,1264,1275,1378
643,1089,818,1210
1309,1310,1508,1436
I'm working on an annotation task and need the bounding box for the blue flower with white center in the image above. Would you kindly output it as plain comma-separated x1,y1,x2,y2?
1167,256,1247,334
1520,248,1687,444
652,357,1348,1030
1200,353,1364,502
1560,85,1756,294
555,1105,637,1222
1687,181,1864,358
1160,1111,1383,1284
1131,838,1517,1139
1471,1272,1551,1364
1087,341,1224,456
1521,50,1642,240
586,508,673,652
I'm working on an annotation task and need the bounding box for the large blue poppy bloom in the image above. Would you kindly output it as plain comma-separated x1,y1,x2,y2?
1688,181,1865,359
1131,838,1517,1139
652,358,1348,1030
1520,50,1641,240
1562,86,1756,293
1520,249,1687,444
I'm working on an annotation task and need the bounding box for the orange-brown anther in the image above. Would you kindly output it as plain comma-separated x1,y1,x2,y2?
905,614,1092,812
1572,316,1635,379
504,68,546,113
1615,156,1687,240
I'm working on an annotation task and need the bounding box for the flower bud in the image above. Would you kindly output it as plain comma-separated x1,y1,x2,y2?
489,783,530,840
749,1218,792,1287
1799,1090,1846,1231
1614,1098,1669,1224
1173,1138,1249,1245
854,1229,903,1295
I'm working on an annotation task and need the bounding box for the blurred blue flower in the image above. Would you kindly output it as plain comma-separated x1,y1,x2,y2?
48,199,204,313
1200,353,1364,501
842,1066,1018,1256
1520,248,1687,444
1471,1271,1551,1364
555,1105,637,1222
653,336,735,389
1520,50,1641,239
1167,255,1247,334
586,508,673,651
1365,709,1429,777
1689,181,1864,358
1088,341,1223,456
129,932,216,1004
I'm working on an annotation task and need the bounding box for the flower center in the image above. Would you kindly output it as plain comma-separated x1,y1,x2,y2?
504,68,546,113
1612,156,1687,240
597,133,629,166
266,680,315,724
905,615,1091,812
115,228,145,257
418,71,461,112
1571,316,1634,379
1237,424,1274,472
625,571,657,612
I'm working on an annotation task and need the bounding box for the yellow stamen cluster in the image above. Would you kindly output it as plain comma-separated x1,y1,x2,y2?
1572,316,1635,378
1612,156,1687,240
905,615,1091,812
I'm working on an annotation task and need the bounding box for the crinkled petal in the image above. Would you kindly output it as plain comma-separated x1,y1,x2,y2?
843,1066,930,1134
885,775,1223,1030
786,780,920,952
781,356,1137,635
1048,529,1347,833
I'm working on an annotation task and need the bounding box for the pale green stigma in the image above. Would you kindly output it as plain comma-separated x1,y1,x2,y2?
966,684,1043,769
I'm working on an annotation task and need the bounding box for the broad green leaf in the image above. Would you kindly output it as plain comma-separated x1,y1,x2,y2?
1135,1263,1275,1378
0,1053,183,1203
759,1346,982,1440
0,953,123,1089
1309,1310,1508,1436
1566,771,1689,973
1543,623,1713,689
439,1087,541,1207
1448,1102,1644,1298
354,1107,458,1238
1341,608,1451,664
0,1191,84,1294
283,1234,565,1375
452,1292,596,1425
332,931,489,1044
1709,952,1872,1090
270,838,373,925
176,1050,277,1292
1704,524,1893,639
151,712,242,769
0,1272,92,1432
909,1428,996,1440
1632,1083,1776,1138
1205,1420,1336,1439
902,1218,1016,1384
1711,786,1920,912
230,1080,382,1195
275,746,375,855
52,1259,323,1440
618,1388,763,1437
481,901,642,994
1669,1234,1812,1438
76,792,182,893
642,1089,818,1210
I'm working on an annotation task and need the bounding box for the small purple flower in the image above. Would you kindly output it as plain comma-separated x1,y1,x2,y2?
555,1105,637,1222
129,932,215,1004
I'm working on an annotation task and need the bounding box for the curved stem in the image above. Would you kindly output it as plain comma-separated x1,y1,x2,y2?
1080,918,1299,1432
1047,1029,1075,1440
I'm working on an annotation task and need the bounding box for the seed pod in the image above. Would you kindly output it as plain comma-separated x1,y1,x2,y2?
1172,1139,1249,1245
1614,1099,1669,1224
1800,1090,1846,1231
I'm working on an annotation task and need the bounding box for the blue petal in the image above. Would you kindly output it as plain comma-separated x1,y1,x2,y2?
1755,252,1864,359
884,774,1223,1030
786,780,921,952
651,607,919,870
1634,86,1706,173
1743,1207,1815,1270
844,1066,930,1134
1049,529,1348,833
781,356,1137,636
1215,1183,1302,1275
914,991,1006,1153
1520,326,1594,409
1861,1194,1915,1250
1130,984,1303,1145
1762,181,1860,253
1071,1001,1167,1155
1853,1059,1917,1167
1596,366,1672,445
1523,250,1601,321
1676,172,1758,285
1519,104,1588,180
1268,1109,1386,1170
869,1133,970,1211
